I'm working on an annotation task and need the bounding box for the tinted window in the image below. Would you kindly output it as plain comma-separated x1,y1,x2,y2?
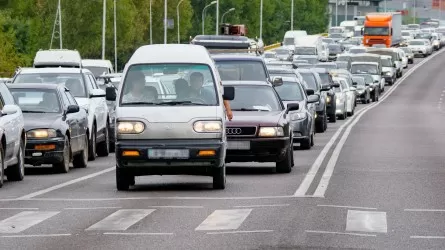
352,77,365,86
409,40,425,45
229,85,281,111
10,88,61,113
216,61,267,81
351,64,378,74
14,73,87,97
300,72,318,91
318,73,332,85
275,81,305,101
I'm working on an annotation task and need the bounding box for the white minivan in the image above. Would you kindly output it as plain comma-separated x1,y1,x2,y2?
282,30,308,51
340,20,358,38
294,35,327,62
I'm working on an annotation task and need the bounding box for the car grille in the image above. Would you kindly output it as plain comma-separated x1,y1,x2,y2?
226,127,257,136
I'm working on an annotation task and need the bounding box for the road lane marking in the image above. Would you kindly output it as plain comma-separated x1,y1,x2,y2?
146,205,204,208
233,204,289,208
0,208,39,210
345,210,387,233
195,209,252,231
311,49,445,197
305,230,376,237
64,207,122,210
317,204,377,210
206,230,273,235
17,167,115,200
0,234,71,238
86,209,155,231
103,232,174,236
411,235,445,239
404,209,445,212
0,211,60,233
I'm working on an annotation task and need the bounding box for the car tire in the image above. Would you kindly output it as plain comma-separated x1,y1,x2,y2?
73,135,88,168
322,108,328,132
53,136,70,174
116,168,131,191
329,112,337,123
97,123,110,157
339,110,347,120
0,143,4,188
6,139,24,182
315,117,324,133
310,131,314,146
213,166,226,190
276,146,292,173
300,136,311,150
88,125,97,161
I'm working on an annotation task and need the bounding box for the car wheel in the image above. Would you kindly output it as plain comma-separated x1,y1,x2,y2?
53,135,70,173
300,136,311,150
323,108,328,132
310,132,314,146
97,123,110,157
213,166,226,189
116,168,132,191
109,127,115,153
315,116,324,133
73,135,88,168
0,143,4,188
6,139,24,181
88,125,97,161
276,145,292,173
329,112,337,123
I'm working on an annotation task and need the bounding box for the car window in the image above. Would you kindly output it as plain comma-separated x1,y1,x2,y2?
0,83,15,105
88,74,99,89
351,64,378,74
65,91,78,105
274,81,305,102
299,72,319,91
60,89,70,107
121,64,218,106
229,85,281,111
84,74,94,90
84,66,108,78
318,73,333,85
215,60,267,81
10,88,61,113
14,73,87,97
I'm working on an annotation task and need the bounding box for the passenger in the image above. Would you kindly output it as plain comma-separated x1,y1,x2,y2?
122,71,146,103
174,79,190,99
143,86,158,101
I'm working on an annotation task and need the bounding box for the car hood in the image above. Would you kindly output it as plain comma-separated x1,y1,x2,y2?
23,113,63,132
228,111,283,127
382,67,394,72
408,45,426,50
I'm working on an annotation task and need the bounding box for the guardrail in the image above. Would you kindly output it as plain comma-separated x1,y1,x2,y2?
264,33,329,51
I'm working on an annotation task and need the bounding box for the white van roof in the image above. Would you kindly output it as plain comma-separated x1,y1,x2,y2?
340,21,358,27
295,35,321,45
284,30,308,37
82,59,113,69
33,49,82,68
127,44,213,65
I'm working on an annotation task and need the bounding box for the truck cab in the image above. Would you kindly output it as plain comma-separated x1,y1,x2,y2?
363,13,402,48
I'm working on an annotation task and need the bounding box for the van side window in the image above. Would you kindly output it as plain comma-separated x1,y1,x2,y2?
88,75,99,89
0,83,15,105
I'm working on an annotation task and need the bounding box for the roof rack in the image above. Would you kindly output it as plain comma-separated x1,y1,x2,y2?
191,35,255,51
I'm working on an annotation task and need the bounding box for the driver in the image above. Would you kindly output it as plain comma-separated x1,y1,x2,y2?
123,71,146,103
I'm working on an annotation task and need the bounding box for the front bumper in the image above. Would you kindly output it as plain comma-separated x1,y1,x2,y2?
328,55,337,61
384,75,394,83
226,137,290,163
291,118,311,142
116,139,224,177
25,138,65,166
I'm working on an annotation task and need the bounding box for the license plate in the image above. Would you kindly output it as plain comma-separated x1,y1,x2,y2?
147,149,189,159
227,141,250,150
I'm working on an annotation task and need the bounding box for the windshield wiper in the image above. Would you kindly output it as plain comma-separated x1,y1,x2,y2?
232,108,269,111
22,110,46,113
123,101,209,106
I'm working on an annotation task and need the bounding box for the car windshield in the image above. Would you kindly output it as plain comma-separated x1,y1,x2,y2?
381,58,392,67
283,37,294,46
352,77,365,86
275,49,289,55
317,73,331,85
294,47,316,55
328,45,342,53
364,27,390,35
400,47,412,53
322,39,333,44
275,81,305,102
409,40,425,45
270,73,296,79
264,53,276,58
351,64,378,74
349,48,366,54
228,85,281,111
297,57,318,64
216,60,267,81
402,31,411,36
315,64,337,70
120,64,218,106
336,55,350,62
336,61,348,69
408,24,420,29
14,73,87,97
416,33,431,39
10,88,61,113
329,33,343,38
329,28,343,33
84,66,108,78
299,72,318,91
344,26,354,32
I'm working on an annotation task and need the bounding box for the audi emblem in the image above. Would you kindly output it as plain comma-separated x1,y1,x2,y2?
226,128,242,135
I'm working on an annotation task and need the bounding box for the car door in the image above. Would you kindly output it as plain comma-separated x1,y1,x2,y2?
60,89,79,153
67,91,88,151
0,84,22,160
85,73,107,134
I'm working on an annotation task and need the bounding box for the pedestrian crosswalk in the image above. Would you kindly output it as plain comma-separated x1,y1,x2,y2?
0,208,265,235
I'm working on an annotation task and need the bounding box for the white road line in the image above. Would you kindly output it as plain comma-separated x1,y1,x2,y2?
103,232,174,236
146,206,204,209
17,167,115,200
64,207,122,210
311,50,445,198
206,230,273,235
195,209,252,231
317,204,377,210
0,211,60,234
305,230,376,237
345,210,387,233
404,209,445,212
0,234,71,238
411,235,445,239
233,204,289,208
0,208,39,210
86,209,155,231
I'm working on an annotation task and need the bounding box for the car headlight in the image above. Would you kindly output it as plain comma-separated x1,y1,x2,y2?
326,96,331,103
258,127,284,137
369,88,373,91
291,112,306,120
385,72,392,76
357,89,365,94
193,121,222,133
434,41,439,45
27,129,57,138
422,48,426,52
117,121,145,134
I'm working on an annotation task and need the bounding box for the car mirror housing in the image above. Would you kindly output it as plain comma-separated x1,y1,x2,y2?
305,89,315,96
90,88,106,98
105,86,116,101
1,105,18,116
66,105,80,114
307,94,320,103
223,86,235,101
286,103,299,112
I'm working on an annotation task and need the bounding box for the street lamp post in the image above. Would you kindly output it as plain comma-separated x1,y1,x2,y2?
335,0,338,26
260,0,263,38
216,0,219,35
102,0,106,59
413,0,416,23
114,0,117,72
150,0,152,44
221,8,235,24
202,1,217,35
384,0,387,12
164,0,167,44
177,0,185,44
345,0,348,21
291,0,294,30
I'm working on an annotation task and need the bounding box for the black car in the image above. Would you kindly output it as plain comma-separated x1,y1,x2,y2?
8,84,89,173
297,69,330,133
352,76,371,103
223,81,299,173
312,68,340,123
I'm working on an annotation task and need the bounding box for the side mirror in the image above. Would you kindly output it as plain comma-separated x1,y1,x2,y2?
331,83,340,88
106,86,117,101
286,103,299,112
399,58,403,62
280,42,283,46
305,89,315,96
365,83,370,86
307,94,320,103
223,86,235,101
321,84,331,91
90,88,106,98
352,82,358,86
66,105,80,114
1,105,18,116
272,77,283,86
393,63,397,67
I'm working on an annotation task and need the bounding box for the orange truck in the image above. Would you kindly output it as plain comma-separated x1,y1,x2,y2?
363,12,402,47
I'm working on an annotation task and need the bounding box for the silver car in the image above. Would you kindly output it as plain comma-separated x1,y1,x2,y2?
332,77,348,120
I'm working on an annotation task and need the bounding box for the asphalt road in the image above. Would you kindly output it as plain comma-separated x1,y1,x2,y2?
1,49,445,250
